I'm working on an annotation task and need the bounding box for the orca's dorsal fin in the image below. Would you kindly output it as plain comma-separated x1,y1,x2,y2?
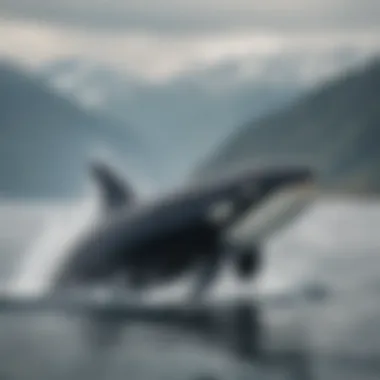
90,161,136,211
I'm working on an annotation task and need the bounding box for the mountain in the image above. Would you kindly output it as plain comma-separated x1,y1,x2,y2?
38,58,304,184
37,49,378,186
0,61,147,199
195,59,380,195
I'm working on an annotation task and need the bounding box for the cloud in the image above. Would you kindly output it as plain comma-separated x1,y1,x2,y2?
1,18,379,84
0,0,379,32
0,0,379,83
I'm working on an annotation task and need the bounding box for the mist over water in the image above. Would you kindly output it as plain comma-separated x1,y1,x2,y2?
2,198,380,300
7,199,98,296
0,198,380,379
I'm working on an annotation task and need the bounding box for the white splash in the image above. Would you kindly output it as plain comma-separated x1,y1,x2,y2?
8,197,98,296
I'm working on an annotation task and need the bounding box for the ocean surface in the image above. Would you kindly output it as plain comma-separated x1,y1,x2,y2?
0,198,380,380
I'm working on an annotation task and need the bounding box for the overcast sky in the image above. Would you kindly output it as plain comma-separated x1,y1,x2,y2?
0,0,379,81
1,0,380,31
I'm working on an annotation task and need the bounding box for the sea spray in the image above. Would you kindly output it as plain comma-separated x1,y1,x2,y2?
8,197,98,296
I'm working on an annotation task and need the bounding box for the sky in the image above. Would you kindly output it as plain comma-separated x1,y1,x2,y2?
1,0,379,32
0,0,379,82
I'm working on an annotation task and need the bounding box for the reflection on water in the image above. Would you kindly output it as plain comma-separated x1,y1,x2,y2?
0,199,380,379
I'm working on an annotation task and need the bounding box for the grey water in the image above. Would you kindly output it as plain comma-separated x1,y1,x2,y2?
0,199,380,380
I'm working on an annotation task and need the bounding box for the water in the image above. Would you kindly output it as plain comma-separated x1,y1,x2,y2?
0,199,380,379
